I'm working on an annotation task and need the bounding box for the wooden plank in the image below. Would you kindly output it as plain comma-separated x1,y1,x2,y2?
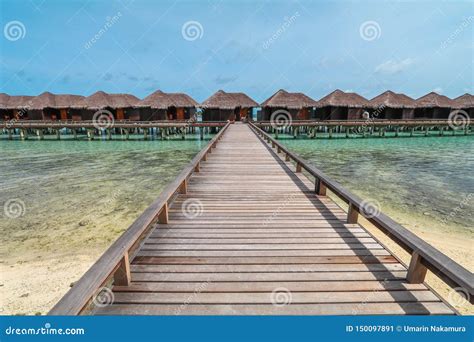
131,271,407,282
132,256,399,265
114,280,426,293
112,290,440,304
94,302,454,315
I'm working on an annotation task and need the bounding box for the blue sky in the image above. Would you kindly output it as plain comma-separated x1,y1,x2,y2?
0,0,472,102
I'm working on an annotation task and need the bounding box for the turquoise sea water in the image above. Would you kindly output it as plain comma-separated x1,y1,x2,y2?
1,131,473,263
277,134,474,233
0,133,212,261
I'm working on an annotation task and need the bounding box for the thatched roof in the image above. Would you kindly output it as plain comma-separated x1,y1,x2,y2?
2,95,34,110
137,90,198,109
80,91,140,110
261,89,318,109
0,93,10,109
201,90,258,110
316,89,368,108
28,92,85,110
415,92,453,108
369,90,416,109
452,93,474,109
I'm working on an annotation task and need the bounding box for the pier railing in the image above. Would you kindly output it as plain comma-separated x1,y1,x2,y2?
254,119,460,127
49,122,231,315
248,121,473,303
0,120,227,129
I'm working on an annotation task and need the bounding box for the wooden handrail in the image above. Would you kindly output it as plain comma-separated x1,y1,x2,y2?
248,122,473,303
253,119,464,126
48,122,231,315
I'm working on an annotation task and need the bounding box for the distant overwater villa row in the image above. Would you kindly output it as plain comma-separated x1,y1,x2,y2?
1,89,471,140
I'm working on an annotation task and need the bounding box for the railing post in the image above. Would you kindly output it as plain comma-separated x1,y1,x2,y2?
315,179,327,196
296,163,302,172
407,251,428,283
158,203,168,224
114,252,131,286
347,203,358,223
194,163,200,172
178,179,187,194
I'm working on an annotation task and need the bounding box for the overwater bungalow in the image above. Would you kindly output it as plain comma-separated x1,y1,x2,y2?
136,90,198,121
27,92,85,120
78,91,140,121
0,94,34,120
314,89,368,120
452,93,474,118
368,90,416,120
201,90,258,121
260,89,317,121
414,92,453,119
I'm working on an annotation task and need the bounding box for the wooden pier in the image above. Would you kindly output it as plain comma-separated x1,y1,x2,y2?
255,119,471,138
49,122,473,315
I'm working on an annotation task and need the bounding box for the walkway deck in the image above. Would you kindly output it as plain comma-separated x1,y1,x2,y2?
93,124,454,315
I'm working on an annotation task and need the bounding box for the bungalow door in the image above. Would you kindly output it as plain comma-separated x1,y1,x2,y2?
176,108,185,120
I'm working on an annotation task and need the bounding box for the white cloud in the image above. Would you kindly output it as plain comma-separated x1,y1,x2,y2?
375,58,414,74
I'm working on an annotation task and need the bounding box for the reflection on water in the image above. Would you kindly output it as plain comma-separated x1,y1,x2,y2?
0,134,212,262
277,134,474,233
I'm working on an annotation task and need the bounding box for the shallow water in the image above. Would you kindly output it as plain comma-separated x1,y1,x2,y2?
0,133,213,262
276,134,474,234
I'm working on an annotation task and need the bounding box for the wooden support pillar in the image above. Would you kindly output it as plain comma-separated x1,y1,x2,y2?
114,253,131,286
158,203,168,224
346,127,350,138
182,128,186,140
315,179,327,196
406,251,428,283
285,153,290,162
200,128,204,140
20,129,27,140
107,129,112,140
275,129,279,139
347,203,358,223
293,126,297,139
328,127,333,139
87,129,94,140
178,179,187,194
8,129,13,140
410,127,414,137
125,129,130,140
72,129,77,140
36,129,43,140
439,126,444,136
424,126,429,136
56,129,60,140
395,126,399,137
296,163,302,173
